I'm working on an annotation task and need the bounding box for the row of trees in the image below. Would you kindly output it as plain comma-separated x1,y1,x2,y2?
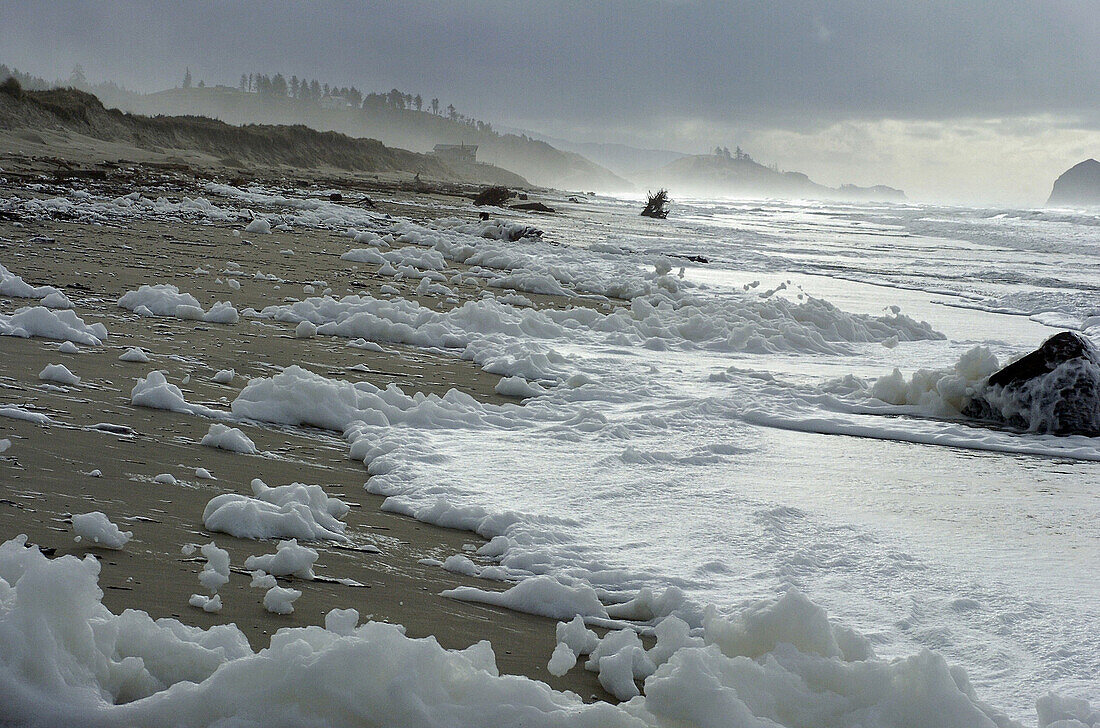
185,68,493,134
0,64,59,92
1,63,130,101
712,145,781,172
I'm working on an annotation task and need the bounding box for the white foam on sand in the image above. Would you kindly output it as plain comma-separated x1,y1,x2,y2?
200,424,257,454
71,512,132,550
0,535,1044,727
202,478,350,542
0,306,106,345
118,284,238,324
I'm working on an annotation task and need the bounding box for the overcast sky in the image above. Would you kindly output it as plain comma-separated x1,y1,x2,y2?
2,1,1097,204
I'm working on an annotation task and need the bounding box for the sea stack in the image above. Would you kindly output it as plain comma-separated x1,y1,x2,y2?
1046,159,1100,207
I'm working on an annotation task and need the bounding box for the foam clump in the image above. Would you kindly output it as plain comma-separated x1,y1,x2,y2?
0,306,107,345
262,585,301,615
231,364,486,431
188,593,222,613
200,424,257,454
243,217,271,234
441,554,480,576
1037,693,1098,727
547,642,576,677
202,478,350,542
71,512,132,549
555,614,600,657
341,245,447,272
119,347,150,363
39,363,80,385
131,371,222,418
118,284,238,324
197,542,230,591
870,346,1000,415
0,262,68,306
244,539,318,579
442,575,609,621
494,375,545,398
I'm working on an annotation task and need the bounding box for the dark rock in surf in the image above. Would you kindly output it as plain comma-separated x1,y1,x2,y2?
510,201,555,213
962,331,1100,435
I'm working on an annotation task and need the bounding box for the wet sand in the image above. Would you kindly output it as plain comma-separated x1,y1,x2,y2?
0,143,613,701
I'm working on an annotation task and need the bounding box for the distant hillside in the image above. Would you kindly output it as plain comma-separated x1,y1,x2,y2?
1047,159,1100,207
0,86,526,186
103,86,628,192
641,150,905,202
504,130,689,178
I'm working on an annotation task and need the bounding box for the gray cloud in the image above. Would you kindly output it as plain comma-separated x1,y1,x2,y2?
2,1,1097,202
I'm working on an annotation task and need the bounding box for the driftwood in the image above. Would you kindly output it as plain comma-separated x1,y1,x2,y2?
641,189,670,219
473,186,514,206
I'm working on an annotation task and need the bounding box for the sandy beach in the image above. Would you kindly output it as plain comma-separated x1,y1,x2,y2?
0,138,615,701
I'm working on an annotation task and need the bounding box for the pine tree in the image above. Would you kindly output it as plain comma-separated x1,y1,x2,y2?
431,98,440,115
239,74,248,91
183,67,192,89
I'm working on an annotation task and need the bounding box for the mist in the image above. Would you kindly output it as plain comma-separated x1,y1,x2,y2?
2,0,1097,204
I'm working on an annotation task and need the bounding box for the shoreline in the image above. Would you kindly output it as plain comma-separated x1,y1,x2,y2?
0,144,615,701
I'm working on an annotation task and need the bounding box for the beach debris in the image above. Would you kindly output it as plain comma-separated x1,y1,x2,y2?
640,188,670,218
473,186,513,206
